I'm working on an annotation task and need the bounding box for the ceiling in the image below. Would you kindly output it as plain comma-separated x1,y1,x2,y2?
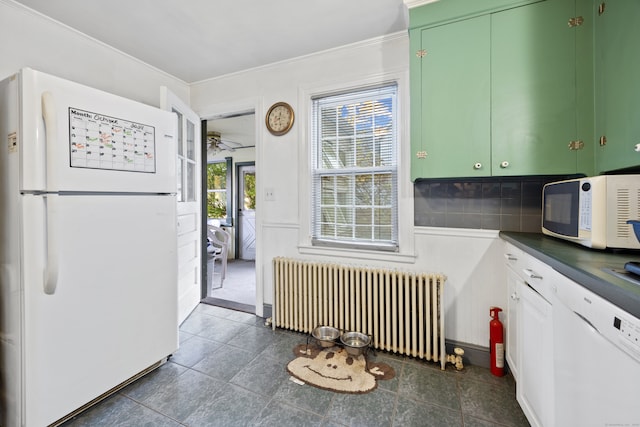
13,0,410,151
14,0,409,84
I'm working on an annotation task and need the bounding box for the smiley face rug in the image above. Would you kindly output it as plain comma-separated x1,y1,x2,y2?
287,343,395,394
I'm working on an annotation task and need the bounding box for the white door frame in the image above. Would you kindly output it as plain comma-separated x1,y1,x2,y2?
198,99,263,316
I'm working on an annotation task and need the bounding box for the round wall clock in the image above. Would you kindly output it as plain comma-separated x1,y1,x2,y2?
265,102,295,136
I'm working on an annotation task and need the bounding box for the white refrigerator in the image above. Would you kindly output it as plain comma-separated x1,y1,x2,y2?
0,68,179,427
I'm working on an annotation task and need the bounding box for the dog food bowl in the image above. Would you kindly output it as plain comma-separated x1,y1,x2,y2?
340,331,371,356
312,326,340,347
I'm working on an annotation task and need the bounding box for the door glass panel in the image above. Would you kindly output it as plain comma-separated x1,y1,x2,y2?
176,158,183,202
186,161,195,202
186,119,195,160
183,119,196,202
173,109,184,156
243,171,256,210
172,111,198,203
173,109,185,202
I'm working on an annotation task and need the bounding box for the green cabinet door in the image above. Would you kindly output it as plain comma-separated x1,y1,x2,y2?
491,0,580,176
410,15,491,180
595,0,640,173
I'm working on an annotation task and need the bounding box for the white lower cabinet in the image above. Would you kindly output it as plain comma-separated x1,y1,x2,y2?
518,279,554,427
504,243,555,427
505,266,520,381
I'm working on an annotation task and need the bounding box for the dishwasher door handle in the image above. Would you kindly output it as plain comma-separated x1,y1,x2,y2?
573,310,598,333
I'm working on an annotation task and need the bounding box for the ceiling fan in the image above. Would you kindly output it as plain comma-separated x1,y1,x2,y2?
206,131,243,153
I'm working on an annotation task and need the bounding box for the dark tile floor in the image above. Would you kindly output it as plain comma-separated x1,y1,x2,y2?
62,304,530,426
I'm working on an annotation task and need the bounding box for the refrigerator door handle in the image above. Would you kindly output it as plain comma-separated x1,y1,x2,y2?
41,91,56,189
43,194,59,294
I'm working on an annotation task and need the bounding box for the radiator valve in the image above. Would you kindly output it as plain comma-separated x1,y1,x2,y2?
264,317,273,327
445,347,465,371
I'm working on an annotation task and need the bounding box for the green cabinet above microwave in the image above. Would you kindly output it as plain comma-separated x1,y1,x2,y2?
594,0,640,173
409,0,595,180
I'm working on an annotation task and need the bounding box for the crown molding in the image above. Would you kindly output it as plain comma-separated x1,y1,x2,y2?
402,0,440,9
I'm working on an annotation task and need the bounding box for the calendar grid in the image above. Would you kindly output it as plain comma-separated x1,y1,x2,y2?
69,107,156,173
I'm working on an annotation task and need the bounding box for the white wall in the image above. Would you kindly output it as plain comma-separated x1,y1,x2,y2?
0,0,188,106
1,0,508,349
191,33,507,348
1,0,508,348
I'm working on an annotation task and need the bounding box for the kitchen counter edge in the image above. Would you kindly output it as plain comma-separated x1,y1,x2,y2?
499,231,640,319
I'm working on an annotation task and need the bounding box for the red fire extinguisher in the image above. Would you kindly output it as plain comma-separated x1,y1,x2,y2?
489,307,505,377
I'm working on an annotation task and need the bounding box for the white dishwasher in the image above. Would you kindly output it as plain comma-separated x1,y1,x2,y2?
553,273,640,426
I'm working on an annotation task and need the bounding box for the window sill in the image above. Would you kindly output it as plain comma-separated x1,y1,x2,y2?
297,244,416,264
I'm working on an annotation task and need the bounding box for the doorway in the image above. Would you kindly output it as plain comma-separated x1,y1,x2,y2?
202,112,257,313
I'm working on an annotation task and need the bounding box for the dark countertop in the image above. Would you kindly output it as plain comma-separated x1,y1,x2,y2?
500,231,640,319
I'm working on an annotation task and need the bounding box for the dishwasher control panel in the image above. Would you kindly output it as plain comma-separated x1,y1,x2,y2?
614,315,640,361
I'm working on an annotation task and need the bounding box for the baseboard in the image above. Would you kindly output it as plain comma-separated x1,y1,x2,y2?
262,304,272,320
445,339,490,369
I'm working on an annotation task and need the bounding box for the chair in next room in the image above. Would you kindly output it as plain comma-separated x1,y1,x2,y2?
207,225,230,289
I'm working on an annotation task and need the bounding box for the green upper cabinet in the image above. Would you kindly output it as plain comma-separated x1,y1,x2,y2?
492,0,590,176
594,0,640,173
410,15,491,179
409,0,594,180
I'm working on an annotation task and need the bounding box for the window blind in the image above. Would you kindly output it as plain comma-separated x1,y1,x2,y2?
311,83,398,251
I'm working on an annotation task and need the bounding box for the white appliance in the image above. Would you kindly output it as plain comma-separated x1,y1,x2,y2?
541,174,640,250
0,68,178,426
553,272,640,426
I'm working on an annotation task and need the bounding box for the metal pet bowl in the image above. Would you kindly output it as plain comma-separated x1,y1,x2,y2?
312,326,340,347
340,331,371,356
628,220,640,243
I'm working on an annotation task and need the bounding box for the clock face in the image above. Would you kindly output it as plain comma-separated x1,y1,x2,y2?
266,102,294,135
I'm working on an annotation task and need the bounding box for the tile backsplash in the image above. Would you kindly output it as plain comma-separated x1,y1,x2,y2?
414,175,580,232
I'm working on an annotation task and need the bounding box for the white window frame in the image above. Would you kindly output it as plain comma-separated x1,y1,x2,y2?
311,83,399,251
297,72,415,263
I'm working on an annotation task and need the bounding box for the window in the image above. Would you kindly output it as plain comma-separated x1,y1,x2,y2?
174,110,197,202
206,158,232,224
311,83,398,251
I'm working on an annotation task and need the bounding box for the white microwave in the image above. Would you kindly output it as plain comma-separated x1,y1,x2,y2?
541,175,640,249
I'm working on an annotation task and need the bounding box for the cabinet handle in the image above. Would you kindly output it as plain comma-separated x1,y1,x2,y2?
522,269,543,280
634,144,640,152
598,2,605,15
599,135,607,146
473,162,482,170
510,292,520,301
504,253,518,261
500,161,509,168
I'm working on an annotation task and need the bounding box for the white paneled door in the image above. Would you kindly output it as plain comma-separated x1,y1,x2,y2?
161,88,201,324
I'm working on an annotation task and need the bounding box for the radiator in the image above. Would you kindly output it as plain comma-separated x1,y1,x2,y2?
273,257,448,369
